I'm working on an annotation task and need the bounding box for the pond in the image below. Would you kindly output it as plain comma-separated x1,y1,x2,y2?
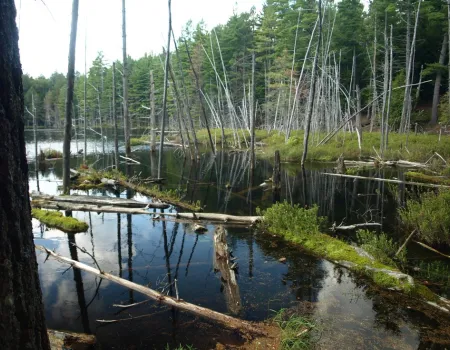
27,129,450,349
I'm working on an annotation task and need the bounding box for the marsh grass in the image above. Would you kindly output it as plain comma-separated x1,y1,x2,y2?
32,208,88,233
272,309,316,350
195,129,450,163
399,190,450,245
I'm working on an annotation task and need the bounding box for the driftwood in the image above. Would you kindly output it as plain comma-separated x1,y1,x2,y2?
214,226,241,315
331,222,381,231
32,202,169,213
31,192,167,208
323,173,450,189
36,245,265,336
343,159,429,169
30,201,260,225
163,212,262,225
69,168,80,181
119,155,141,164
48,329,96,350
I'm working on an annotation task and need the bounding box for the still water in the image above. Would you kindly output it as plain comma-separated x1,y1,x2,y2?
27,129,450,349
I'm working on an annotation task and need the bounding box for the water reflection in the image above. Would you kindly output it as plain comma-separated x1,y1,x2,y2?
28,130,450,349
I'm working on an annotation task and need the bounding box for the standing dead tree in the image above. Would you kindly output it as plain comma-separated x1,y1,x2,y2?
122,0,131,158
301,0,322,166
158,0,172,179
62,0,80,194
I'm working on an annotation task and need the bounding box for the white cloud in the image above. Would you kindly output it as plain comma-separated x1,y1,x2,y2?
15,0,264,77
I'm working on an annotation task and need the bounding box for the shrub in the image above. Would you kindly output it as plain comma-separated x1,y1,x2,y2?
399,190,450,245
357,230,405,267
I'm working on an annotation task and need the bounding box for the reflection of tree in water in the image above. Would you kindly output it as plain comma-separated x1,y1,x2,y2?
67,232,91,334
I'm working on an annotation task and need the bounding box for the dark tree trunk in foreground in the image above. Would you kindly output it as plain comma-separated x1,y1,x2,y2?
0,1,50,349
62,0,80,194
431,33,448,125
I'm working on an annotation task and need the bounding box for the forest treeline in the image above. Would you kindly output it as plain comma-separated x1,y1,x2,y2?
23,0,450,136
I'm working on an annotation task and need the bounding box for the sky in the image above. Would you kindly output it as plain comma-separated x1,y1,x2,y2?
15,0,265,78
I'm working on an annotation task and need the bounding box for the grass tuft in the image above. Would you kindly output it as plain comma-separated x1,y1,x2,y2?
273,309,315,350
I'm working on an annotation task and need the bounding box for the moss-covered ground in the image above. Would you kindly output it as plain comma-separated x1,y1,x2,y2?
258,202,440,303
32,208,88,233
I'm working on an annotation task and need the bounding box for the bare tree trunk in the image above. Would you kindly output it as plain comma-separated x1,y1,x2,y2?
113,62,119,169
172,31,200,159
448,0,450,116
370,18,377,132
158,0,172,179
63,0,79,194
301,0,322,166
384,25,394,153
150,70,156,152
83,34,87,164
431,33,448,125
122,0,131,158
0,1,50,348
250,52,256,171
184,40,216,155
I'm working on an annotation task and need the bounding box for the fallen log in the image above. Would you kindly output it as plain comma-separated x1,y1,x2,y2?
30,201,261,224
331,222,382,231
323,173,450,189
35,245,265,336
120,155,141,164
101,178,119,186
214,226,241,315
31,192,165,208
163,212,262,225
31,202,169,212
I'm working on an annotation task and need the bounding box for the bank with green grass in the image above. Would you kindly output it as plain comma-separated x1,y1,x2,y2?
257,202,449,309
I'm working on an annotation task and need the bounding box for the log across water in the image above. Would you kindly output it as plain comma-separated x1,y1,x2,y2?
35,245,266,336
31,191,169,209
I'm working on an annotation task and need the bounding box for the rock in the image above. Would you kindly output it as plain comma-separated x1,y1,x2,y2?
193,224,207,233
279,257,287,263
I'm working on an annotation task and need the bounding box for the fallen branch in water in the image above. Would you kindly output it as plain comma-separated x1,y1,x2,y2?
162,212,262,224
323,173,450,189
413,240,450,259
120,155,141,164
331,222,381,231
395,230,416,257
35,245,266,336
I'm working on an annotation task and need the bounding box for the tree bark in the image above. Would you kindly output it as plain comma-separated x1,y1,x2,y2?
0,1,50,348
62,0,79,194
431,33,448,125
150,70,156,152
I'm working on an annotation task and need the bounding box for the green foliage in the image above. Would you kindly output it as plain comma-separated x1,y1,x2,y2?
273,309,316,350
165,345,196,350
39,149,63,160
357,230,405,267
399,190,450,245
31,209,88,233
414,260,450,289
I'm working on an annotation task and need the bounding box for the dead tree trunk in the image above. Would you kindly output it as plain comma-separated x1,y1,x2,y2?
0,1,50,347
213,226,241,315
62,0,79,194
301,0,322,166
158,0,172,179
122,0,131,158
150,70,156,152
113,62,119,169
184,40,216,155
431,33,448,125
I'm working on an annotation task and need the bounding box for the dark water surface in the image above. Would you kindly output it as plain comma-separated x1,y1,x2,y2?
27,130,450,349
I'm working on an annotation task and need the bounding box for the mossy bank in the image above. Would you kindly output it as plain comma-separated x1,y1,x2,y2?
32,208,88,233
258,202,447,308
